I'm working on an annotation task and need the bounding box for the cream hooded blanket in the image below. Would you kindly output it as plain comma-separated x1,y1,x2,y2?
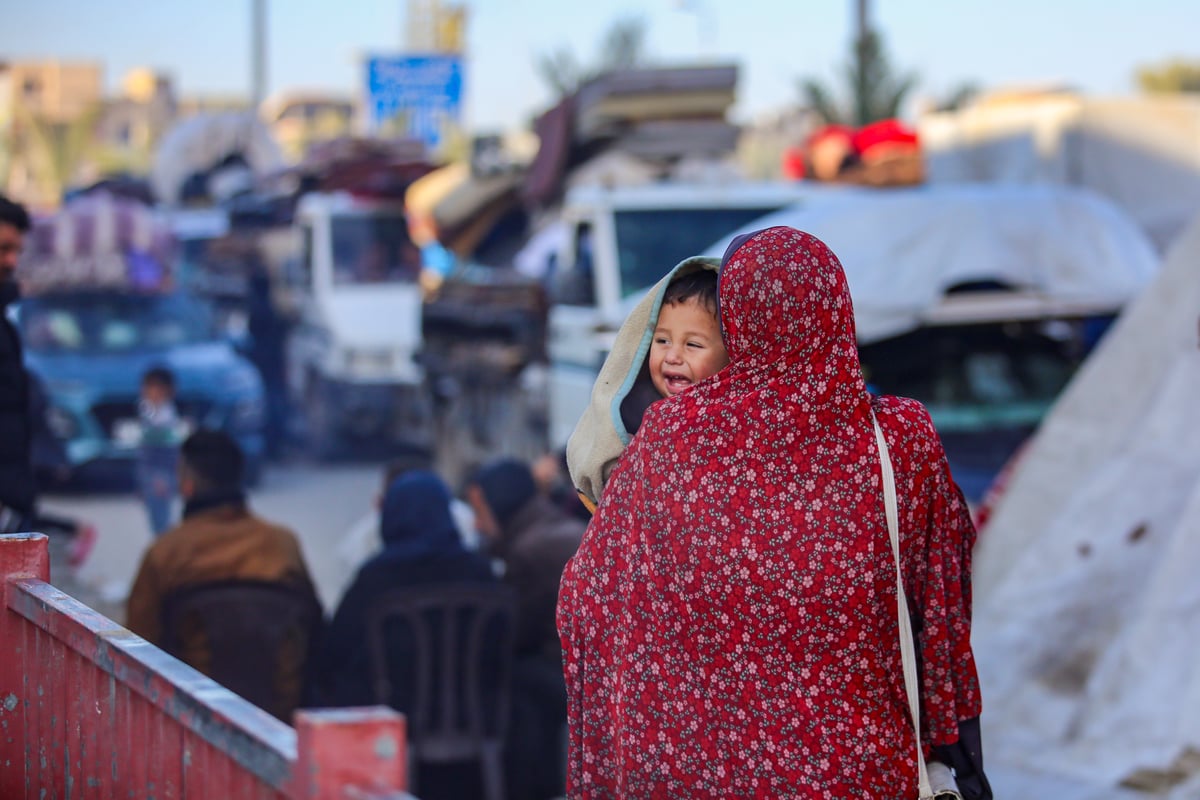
566,256,722,509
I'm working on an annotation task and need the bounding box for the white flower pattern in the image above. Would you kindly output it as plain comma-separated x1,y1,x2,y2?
558,227,981,798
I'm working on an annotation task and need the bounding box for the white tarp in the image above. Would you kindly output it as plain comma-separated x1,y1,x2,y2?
151,111,283,206
971,213,1200,791
920,95,1200,252
701,184,1160,344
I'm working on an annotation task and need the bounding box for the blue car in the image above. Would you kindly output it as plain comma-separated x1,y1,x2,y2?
14,290,266,486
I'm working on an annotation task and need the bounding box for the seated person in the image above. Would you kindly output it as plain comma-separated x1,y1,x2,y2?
313,469,497,708
567,257,729,510
334,455,479,600
125,430,319,705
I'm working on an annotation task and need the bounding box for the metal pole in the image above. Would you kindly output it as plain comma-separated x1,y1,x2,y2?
252,0,267,113
853,0,870,125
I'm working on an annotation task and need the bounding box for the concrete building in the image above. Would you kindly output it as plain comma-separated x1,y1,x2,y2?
260,91,357,163
0,60,105,209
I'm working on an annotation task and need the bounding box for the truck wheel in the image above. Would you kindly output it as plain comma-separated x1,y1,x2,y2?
305,378,340,461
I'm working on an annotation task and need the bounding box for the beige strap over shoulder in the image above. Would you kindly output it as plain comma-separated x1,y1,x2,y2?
872,411,940,799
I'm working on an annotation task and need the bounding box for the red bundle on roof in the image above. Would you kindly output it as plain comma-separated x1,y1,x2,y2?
851,118,920,162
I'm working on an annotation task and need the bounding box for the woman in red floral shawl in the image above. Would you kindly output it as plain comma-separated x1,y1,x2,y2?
557,227,988,798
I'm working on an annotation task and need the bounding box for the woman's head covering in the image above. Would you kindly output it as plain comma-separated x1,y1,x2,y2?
373,469,465,563
558,226,980,796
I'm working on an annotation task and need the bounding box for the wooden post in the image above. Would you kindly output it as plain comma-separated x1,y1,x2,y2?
292,707,407,799
0,533,50,798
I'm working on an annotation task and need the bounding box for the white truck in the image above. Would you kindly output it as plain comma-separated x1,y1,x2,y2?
543,181,848,447
284,190,432,457
543,182,1161,501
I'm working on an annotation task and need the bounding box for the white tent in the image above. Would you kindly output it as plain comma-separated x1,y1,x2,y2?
151,112,283,206
701,184,1160,344
971,213,1200,793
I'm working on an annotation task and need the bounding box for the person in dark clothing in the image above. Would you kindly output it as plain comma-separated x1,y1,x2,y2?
315,469,500,800
466,458,585,800
0,195,35,533
532,449,592,524
245,262,290,458
316,469,498,706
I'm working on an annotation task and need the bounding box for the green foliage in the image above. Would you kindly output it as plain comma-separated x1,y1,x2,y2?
936,82,982,113
535,15,648,99
14,103,103,199
1137,59,1200,94
536,48,584,99
800,29,918,126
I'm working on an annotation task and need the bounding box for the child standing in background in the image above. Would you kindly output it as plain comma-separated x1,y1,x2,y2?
136,366,185,536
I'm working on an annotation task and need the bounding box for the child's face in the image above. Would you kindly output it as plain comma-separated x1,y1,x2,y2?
649,298,730,398
142,381,172,405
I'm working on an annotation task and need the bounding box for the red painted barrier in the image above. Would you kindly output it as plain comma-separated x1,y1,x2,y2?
0,533,413,800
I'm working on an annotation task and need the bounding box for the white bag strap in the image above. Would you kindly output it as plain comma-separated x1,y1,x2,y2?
872,411,934,800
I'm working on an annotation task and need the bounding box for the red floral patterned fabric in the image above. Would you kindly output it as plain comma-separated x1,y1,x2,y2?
557,227,981,798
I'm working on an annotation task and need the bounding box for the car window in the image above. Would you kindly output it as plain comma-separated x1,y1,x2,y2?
613,207,782,297
18,293,217,353
331,214,421,285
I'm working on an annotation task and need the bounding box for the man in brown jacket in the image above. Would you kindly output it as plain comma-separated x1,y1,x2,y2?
125,430,319,712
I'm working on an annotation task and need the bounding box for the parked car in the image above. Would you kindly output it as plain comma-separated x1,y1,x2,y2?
14,191,266,487
15,290,266,486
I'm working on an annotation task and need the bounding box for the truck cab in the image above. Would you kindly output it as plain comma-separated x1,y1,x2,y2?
285,191,430,457
545,182,849,447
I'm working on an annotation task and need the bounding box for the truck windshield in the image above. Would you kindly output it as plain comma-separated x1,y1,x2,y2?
858,319,1096,432
18,293,216,353
331,214,421,286
613,207,782,297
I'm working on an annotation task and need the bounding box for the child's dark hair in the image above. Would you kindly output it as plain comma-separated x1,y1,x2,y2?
662,269,718,315
142,366,175,392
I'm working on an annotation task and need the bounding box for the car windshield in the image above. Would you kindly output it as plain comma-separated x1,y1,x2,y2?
17,293,216,353
331,213,421,286
613,207,783,297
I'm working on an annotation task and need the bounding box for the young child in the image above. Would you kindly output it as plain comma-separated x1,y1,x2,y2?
136,366,185,536
567,257,729,510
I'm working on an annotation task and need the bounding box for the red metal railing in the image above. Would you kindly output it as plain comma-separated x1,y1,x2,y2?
0,533,412,799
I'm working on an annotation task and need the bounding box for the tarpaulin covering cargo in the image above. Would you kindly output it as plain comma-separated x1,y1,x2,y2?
19,193,176,294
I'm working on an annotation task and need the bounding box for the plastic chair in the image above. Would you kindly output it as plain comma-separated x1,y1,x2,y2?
160,579,324,722
366,583,516,800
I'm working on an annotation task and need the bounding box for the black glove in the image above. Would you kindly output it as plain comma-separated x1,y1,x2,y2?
931,716,993,800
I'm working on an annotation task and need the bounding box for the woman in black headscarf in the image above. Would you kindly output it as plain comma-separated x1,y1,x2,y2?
312,469,497,707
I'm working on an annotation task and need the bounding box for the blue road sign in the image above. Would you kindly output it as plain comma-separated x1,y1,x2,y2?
365,54,464,151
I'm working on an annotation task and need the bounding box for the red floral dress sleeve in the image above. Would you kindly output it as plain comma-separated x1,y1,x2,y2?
875,395,983,750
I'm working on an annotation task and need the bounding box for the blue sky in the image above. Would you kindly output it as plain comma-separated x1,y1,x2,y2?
4,1,1198,130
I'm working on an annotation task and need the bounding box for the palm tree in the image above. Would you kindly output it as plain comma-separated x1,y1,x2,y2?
535,15,648,99
11,103,103,203
799,2,917,126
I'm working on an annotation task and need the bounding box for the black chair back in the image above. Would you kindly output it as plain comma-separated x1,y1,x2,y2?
366,583,516,800
161,579,324,722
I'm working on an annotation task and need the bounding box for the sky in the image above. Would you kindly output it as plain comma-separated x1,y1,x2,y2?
3,0,1198,131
